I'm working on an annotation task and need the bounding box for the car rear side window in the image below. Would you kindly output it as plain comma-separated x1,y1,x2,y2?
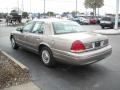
53,21,84,34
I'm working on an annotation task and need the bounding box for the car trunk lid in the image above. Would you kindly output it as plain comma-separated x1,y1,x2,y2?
54,32,108,52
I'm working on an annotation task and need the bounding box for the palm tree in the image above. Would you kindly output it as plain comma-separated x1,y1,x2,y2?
84,0,104,16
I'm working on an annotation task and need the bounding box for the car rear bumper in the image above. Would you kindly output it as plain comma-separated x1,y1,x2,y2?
82,21,89,24
53,45,112,65
100,23,113,27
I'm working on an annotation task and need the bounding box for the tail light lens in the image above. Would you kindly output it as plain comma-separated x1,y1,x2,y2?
71,40,85,53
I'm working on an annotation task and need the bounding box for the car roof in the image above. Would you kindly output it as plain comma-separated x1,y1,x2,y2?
32,18,71,23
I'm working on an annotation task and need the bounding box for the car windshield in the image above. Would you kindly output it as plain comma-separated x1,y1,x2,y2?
53,21,84,34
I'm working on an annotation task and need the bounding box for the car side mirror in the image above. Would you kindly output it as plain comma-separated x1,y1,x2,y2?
38,30,43,34
16,28,23,32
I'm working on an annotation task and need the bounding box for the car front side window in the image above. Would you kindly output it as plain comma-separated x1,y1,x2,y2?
23,22,35,32
32,22,45,34
39,23,45,34
32,22,42,33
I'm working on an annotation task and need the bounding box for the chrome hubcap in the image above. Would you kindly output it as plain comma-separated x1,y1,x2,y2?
42,50,50,64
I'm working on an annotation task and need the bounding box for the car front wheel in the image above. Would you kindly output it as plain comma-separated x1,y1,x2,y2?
40,47,56,67
11,37,19,49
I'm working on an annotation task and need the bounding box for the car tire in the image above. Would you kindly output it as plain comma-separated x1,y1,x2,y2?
11,37,19,49
101,26,105,29
110,25,114,29
110,26,114,29
40,47,56,67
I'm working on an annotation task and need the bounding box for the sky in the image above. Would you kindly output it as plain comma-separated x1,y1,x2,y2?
0,0,118,15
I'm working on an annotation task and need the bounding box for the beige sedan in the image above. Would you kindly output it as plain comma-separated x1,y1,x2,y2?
10,18,112,67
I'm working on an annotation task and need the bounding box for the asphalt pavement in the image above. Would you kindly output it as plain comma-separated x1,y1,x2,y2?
0,24,120,90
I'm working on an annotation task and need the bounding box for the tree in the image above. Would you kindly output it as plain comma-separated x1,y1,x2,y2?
37,13,41,18
71,11,80,17
22,12,29,18
10,10,18,16
62,12,70,17
0,13,4,18
46,11,55,17
84,0,104,16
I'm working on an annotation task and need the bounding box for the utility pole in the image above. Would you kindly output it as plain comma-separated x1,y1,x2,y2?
76,0,78,17
115,0,119,30
98,8,99,17
17,0,19,13
22,0,24,12
30,0,31,13
44,0,46,18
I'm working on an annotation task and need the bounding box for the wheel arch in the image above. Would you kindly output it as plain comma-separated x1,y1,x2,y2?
38,43,51,53
10,34,14,40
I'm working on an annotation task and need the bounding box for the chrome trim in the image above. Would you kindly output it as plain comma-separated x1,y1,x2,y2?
84,39,109,52
52,45,112,65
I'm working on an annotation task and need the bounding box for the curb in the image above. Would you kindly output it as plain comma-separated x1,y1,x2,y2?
0,50,41,90
1,51,29,72
0,50,31,89
93,30,120,35
94,32,120,35
3,82,41,90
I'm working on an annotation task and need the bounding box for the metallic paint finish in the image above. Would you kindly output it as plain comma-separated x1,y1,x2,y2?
10,18,112,65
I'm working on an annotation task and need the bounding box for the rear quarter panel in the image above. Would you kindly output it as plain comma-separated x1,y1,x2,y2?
52,37,72,52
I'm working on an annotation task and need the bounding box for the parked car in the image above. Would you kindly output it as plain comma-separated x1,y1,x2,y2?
71,17,80,24
100,16,120,29
80,17,90,25
71,17,90,25
10,18,112,67
89,18,97,24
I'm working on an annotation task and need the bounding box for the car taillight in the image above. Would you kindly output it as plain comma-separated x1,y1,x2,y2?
71,40,85,53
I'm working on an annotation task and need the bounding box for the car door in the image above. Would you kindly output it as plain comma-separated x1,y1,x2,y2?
25,21,45,52
16,21,35,47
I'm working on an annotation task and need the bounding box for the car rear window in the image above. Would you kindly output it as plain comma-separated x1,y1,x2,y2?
53,21,84,34
102,17,112,21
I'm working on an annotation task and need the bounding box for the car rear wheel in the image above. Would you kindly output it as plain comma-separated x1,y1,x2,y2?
110,25,114,29
40,47,56,67
101,26,105,29
11,37,19,49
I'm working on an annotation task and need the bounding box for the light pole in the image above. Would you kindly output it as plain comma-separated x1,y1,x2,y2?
22,0,24,12
44,0,46,18
30,0,31,13
115,0,119,30
17,0,19,13
76,0,78,16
